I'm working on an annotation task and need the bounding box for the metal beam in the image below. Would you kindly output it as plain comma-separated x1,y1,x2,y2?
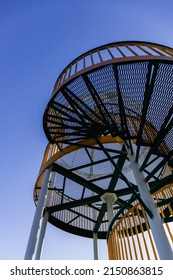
52,163,104,195
46,194,101,214
135,62,159,161
112,64,132,149
64,85,107,125
82,74,120,135
50,101,83,124
93,147,127,233
144,157,168,182
62,88,104,133
140,105,173,171
149,173,173,194
70,154,119,173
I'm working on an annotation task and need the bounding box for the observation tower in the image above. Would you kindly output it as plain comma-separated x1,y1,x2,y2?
25,41,173,260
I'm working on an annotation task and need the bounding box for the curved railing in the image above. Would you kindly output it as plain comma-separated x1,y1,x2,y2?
34,136,124,204
52,41,173,96
107,185,173,260
33,137,123,237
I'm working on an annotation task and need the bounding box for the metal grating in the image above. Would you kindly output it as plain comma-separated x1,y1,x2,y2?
44,60,173,158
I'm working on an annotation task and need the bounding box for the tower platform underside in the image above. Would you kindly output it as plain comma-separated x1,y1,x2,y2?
32,42,173,257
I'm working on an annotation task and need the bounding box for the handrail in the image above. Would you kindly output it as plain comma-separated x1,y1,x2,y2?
52,41,173,96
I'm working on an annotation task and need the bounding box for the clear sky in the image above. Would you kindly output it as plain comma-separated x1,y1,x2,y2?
1,0,173,260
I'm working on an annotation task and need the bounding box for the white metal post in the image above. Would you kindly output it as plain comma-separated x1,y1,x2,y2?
34,211,49,260
101,193,118,260
24,167,51,260
93,232,98,260
34,171,56,260
126,146,173,260
49,171,57,206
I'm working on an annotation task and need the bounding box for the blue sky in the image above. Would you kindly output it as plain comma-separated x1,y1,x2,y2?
0,0,173,260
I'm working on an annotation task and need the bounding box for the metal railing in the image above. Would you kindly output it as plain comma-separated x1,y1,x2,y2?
108,185,173,260
52,41,173,96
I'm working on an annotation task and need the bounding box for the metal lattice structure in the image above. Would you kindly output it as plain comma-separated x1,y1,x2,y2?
25,41,173,260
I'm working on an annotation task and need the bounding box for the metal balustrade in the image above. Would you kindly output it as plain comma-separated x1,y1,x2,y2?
52,41,173,96
108,185,173,260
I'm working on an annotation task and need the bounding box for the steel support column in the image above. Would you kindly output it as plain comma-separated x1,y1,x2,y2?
93,233,98,260
34,171,57,259
24,167,51,260
34,211,49,260
101,193,118,225
126,146,173,260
